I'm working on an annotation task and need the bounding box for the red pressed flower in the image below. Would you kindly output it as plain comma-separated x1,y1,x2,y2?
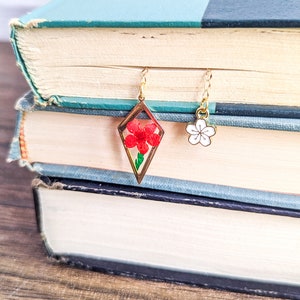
124,119,161,154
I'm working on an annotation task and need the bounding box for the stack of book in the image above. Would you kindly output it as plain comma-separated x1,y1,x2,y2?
8,0,300,298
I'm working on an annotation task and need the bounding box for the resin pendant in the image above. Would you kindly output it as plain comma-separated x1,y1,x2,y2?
118,101,164,184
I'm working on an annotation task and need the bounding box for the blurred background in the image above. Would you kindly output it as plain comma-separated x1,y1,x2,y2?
0,0,48,40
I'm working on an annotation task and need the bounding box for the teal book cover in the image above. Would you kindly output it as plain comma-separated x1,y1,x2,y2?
11,0,300,28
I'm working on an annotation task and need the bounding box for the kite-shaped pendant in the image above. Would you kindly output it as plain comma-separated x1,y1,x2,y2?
118,101,164,184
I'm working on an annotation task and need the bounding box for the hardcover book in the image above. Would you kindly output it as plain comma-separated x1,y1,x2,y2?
33,176,300,299
8,92,300,209
10,0,300,107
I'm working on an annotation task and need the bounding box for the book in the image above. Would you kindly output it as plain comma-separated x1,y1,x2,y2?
8,92,300,209
33,176,300,299
10,0,300,107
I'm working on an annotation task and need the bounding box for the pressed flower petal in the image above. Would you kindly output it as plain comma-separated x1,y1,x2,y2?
186,124,199,135
126,119,140,133
135,128,147,142
124,134,137,148
195,119,207,132
137,142,149,154
145,123,157,135
147,133,161,146
200,134,211,147
202,126,216,137
188,133,201,145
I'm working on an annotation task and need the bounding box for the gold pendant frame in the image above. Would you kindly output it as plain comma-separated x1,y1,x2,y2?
118,101,164,184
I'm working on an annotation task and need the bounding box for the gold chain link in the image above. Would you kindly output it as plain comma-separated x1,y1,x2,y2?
138,68,211,117
196,69,212,120
138,67,149,101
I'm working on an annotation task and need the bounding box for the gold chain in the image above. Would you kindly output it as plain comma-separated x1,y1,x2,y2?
138,67,149,101
196,69,212,120
138,68,212,117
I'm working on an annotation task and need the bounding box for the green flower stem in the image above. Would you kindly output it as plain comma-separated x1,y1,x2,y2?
135,152,144,171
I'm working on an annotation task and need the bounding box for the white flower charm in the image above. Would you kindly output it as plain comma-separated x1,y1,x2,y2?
186,119,216,146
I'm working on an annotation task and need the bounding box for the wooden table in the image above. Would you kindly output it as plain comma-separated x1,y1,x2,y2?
0,42,280,300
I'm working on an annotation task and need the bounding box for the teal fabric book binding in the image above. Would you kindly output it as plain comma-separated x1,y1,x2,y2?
8,92,300,210
12,0,300,28
32,176,300,299
10,0,300,107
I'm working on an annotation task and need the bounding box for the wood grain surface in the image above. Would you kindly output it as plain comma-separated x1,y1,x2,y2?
0,42,282,300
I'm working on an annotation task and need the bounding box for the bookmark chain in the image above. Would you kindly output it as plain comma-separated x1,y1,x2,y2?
118,67,164,184
196,69,212,120
186,69,216,147
138,67,148,101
